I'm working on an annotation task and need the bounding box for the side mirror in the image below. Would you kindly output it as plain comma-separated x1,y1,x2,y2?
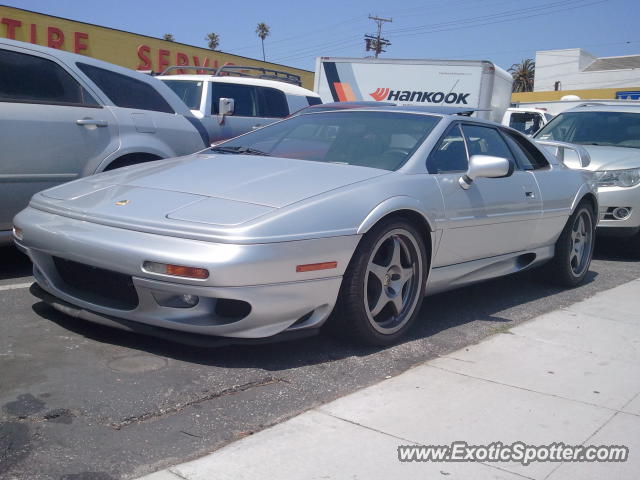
219,97,235,117
459,155,513,190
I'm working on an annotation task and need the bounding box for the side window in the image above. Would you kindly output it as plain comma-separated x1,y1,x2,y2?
306,96,322,106
461,124,515,165
211,83,258,117
0,49,98,106
503,130,550,170
257,87,289,117
76,62,174,113
427,124,469,173
509,112,543,135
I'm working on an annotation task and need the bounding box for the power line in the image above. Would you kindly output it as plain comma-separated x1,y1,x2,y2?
365,15,392,58
272,0,608,65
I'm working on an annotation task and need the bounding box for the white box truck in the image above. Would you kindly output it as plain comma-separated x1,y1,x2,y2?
314,57,513,123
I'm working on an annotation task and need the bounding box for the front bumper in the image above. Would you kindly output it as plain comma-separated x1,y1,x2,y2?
14,206,360,339
597,184,640,234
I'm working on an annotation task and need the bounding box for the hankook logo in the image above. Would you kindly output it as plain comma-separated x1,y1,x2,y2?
369,88,470,104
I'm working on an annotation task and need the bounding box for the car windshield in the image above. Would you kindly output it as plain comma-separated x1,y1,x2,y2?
535,111,640,149
213,111,440,171
162,80,203,110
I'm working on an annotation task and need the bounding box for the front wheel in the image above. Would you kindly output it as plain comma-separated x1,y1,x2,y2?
543,203,595,287
332,218,428,346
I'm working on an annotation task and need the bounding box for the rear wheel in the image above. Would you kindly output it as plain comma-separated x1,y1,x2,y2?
543,203,595,287
332,218,427,346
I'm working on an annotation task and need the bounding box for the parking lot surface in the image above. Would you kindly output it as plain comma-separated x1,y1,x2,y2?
1,239,639,480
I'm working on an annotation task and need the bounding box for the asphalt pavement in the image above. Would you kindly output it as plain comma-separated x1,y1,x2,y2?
1,237,639,480
140,278,640,480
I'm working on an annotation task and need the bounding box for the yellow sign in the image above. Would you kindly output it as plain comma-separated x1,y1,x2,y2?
512,86,640,103
0,5,314,89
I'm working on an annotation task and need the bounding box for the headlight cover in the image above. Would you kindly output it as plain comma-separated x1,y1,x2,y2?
595,168,640,188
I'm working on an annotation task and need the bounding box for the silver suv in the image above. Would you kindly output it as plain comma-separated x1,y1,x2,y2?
0,39,209,245
535,104,640,245
159,65,322,142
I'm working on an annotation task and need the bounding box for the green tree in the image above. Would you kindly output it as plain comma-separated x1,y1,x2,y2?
509,59,535,93
205,32,220,50
255,22,270,61
162,33,175,42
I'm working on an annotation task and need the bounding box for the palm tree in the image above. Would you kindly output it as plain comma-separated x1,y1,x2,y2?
162,33,175,42
509,59,535,93
205,32,220,50
255,22,270,61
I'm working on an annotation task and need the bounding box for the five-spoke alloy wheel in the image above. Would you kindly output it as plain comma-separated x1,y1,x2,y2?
544,202,595,287
332,218,428,346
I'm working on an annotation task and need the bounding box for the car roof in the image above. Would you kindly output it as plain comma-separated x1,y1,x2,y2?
159,74,318,96
300,104,489,119
564,103,640,113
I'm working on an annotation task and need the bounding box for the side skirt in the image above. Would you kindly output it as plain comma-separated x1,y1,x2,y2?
425,245,555,296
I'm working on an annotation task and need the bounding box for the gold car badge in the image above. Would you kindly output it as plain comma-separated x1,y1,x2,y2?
115,199,130,206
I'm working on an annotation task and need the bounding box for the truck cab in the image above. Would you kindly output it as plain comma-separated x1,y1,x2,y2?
159,65,321,143
502,107,553,135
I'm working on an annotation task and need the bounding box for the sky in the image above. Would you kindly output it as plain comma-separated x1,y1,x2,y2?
3,0,638,72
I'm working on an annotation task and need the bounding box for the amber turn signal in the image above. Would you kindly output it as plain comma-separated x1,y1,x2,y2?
143,261,209,279
296,261,338,273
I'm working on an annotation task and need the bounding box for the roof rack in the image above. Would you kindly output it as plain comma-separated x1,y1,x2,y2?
159,64,302,86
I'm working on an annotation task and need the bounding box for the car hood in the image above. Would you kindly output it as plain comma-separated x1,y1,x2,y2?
33,153,389,231
580,145,640,171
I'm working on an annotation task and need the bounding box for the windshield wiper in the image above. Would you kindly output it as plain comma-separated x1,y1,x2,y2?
210,146,271,156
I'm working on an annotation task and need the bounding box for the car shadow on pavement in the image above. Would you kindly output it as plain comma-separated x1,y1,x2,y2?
0,246,32,281
594,235,640,262
30,264,600,372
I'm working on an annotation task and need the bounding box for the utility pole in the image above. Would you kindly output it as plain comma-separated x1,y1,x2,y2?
365,14,392,58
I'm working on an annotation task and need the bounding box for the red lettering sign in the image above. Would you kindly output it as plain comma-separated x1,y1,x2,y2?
158,48,170,73
1,17,22,39
137,44,152,70
47,26,64,48
30,23,37,43
74,32,88,54
176,52,189,73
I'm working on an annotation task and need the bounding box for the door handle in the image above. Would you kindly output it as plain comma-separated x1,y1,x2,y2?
251,124,262,130
525,191,536,198
76,119,108,127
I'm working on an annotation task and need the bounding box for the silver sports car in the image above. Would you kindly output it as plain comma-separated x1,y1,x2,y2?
13,107,598,346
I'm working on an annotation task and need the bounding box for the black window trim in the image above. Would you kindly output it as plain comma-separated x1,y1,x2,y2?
426,121,470,174
76,61,175,114
0,96,103,109
256,85,290,118
210,82,259,118
0,48,102,109
500,127,550,170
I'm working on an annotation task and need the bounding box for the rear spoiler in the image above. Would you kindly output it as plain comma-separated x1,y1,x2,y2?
159,65,302,86
535,140,591,168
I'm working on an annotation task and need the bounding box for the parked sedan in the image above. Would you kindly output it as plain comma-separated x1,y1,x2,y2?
535,104,640,245
14,108,597,346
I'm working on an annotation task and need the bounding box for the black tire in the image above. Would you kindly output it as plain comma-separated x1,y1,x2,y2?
543,202,595,287
330,218,428,346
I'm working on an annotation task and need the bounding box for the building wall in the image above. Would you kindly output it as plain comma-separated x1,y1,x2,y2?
0,5,314,89
512,86,640,103
534,48,640,92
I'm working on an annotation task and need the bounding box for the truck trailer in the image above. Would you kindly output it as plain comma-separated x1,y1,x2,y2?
314,57,513,123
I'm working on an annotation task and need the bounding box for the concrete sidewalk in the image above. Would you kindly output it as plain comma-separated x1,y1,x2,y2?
140,279,640,480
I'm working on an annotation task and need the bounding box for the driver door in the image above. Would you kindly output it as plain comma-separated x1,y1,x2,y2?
429,123,542,267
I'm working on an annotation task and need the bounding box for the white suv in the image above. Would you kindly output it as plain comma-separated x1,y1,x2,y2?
159,65,322,142
0,39,209,245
